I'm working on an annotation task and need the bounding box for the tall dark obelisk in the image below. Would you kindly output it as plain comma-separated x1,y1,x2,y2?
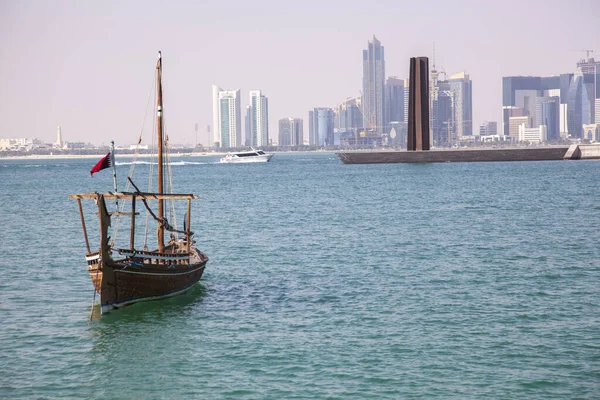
407,57,430,151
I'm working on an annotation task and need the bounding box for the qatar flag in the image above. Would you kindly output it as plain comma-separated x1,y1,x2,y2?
90,153,112,176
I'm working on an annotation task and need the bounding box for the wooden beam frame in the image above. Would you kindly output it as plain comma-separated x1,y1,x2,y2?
70,192,198,201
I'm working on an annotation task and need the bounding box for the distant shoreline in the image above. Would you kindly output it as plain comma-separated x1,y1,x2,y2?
0,150,339,160
0,152,228,160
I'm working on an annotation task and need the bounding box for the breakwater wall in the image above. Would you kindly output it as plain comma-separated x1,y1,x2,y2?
336,147,582,164
564,144,600,160
336,144,600,164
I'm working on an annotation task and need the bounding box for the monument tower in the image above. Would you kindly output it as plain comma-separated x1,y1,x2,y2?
56,125,63,148
407,57,430,151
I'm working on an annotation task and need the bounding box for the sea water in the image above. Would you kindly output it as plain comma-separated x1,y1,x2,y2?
1,153,599,399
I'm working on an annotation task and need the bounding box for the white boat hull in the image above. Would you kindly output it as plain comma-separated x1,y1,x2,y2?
220,153,273,163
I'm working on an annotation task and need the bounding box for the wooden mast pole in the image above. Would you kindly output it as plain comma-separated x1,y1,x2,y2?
156,51,165,252
186,199,191,254
110,140,118,213
130,195,136,250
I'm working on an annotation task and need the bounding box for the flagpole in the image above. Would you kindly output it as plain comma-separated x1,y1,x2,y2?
110,140,118,212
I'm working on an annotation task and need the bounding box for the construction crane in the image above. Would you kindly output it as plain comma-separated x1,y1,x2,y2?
570,49,594,59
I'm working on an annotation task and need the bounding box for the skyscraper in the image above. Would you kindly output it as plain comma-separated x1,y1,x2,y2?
403,78,410,124
567,69,591,138
536,96,560,141
559,74,574,103
502,106,525,137
431,79,453,146
385,77,405,131
502,76,564,107
244,105,252,146
595,64,600,123
430,70,472,145
335,98,362,132
577,59,600,123
448,72,472,137
502,74,574,137
248,90,269,147
502,76,540,107
515,88,539,125
362,36,385,134
212,85,220,146
385,76,404,138
309,108,334,146
212,85,241,148
278,118,303,146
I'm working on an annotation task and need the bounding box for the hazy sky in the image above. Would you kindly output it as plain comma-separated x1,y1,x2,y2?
1,0,599,146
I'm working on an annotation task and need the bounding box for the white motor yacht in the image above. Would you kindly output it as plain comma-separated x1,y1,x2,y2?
220,149,273,163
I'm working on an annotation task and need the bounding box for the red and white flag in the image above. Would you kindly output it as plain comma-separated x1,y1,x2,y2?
90,153,112,176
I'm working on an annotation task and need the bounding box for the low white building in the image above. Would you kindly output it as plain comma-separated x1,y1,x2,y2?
129,144,149,150
518,124,547,144
479,134,504,142
0,137,45,151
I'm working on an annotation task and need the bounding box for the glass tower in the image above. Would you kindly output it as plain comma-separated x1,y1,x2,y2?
385,77,405,130
567,70,591,138
362,36,385,134
249,90,269,147
309,108,334,146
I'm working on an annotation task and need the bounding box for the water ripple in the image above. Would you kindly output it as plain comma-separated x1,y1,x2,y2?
1,154,600,398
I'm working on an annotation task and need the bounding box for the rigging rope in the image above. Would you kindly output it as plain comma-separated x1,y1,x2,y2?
110,74,156,248
164,134,178,232
144,85,157,250
107,62,187,250
127,178,191,236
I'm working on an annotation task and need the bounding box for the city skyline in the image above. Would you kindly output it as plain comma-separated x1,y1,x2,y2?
1,1,598,146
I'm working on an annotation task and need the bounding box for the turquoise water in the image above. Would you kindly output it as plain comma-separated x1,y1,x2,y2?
1,153,599,399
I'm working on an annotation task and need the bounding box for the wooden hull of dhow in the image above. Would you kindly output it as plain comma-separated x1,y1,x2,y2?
90,249,208,314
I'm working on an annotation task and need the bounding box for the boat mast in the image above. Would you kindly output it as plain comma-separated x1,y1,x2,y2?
156,51,165,252
110,140,118,212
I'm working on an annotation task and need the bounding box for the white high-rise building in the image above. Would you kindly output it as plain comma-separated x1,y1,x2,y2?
244,105,252,147
212,85,220,146
560,103,569,138
212,85,241,148
248,90,269,147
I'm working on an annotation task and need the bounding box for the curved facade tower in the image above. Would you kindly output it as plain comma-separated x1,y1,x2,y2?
362,36,385,134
